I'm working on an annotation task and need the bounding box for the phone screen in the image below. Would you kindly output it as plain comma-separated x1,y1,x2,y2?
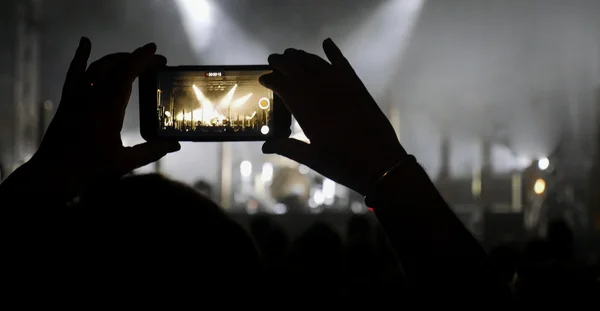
155,68,275,139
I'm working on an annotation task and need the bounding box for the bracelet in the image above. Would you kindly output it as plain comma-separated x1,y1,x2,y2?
364,154,416,208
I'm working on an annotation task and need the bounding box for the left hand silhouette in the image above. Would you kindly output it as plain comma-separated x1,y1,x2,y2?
31,37,180,195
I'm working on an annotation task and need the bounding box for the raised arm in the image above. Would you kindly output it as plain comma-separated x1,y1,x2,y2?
259,38,511,301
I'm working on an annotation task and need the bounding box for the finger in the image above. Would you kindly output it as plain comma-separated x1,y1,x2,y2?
259,71,294,98
150,54,168,70
296,49,331,69
140,54,168,76
118,141,181,174
86,53,130,85
123,43,158,83
267,53,297,77
62,36,91,98
282,48,304,76
96,45,159,128
322,38,353,71
262,138,318,168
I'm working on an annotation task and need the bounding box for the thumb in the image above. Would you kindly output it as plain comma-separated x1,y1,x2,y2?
263,138,317,167
118,141,181,174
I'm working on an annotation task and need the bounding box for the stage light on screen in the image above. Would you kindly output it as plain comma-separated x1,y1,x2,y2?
258,97,270,110
538,158,550,170
157,69,274,138
261,125,270,135
534,179,546,195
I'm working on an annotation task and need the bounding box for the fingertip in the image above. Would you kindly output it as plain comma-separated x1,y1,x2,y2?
258,73,271,87
155,54,168,66
267,53,282,65
77,36,91,56
165,141,181,153
262,140,276,154
144,42,157,53
284,48,299,55
79,36,91,47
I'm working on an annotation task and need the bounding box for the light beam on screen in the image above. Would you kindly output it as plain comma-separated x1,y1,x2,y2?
341,0,425,100
230,93,253,108
218,84,238,109
192,85,213,110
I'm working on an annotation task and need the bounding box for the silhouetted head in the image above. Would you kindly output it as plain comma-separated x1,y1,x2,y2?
547,219,575,261
70,174,261,297
290,222,343,269
249,214,289,260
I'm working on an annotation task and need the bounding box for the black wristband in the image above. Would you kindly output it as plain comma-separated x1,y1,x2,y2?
364,154,417,208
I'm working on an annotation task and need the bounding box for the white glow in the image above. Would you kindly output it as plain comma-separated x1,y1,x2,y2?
217,84,238,109
538,158,550,170
174,0,215,51
351,202,365,214
261,162,273,183
323,178,336,199
230,93,253,108
261,125,270,135
323,179,336,206
298,165,309,174
341,0,425,99
176,0,268,64
313,190,325,206
240,161,252,177
273,203,287,215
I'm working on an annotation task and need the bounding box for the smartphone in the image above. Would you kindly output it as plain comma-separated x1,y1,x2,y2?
139,65,291,141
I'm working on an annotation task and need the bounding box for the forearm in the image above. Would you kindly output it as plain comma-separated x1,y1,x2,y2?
370,161,511,300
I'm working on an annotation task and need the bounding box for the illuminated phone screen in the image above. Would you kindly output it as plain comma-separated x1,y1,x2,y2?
156,69,274,138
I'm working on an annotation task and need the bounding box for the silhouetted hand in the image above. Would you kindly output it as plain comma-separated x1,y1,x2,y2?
31,37,180,192
259,39,407,195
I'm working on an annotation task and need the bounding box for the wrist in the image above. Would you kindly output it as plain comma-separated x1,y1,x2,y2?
364,154,416,207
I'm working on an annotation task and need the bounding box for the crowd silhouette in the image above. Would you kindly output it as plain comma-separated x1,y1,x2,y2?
1,37,598,305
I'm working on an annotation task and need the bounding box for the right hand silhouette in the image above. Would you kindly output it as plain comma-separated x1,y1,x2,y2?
260,38,407,196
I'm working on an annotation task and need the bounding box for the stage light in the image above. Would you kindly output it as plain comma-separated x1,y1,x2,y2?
261,162,273,183
323,178,336,205
299,165,309,174
240,160,252,177
258,97,270,110
538,158,550,170
273,203,287,215
261,125,270,135
313,190,325,206
534,179,546,195
164,111,171,117
351,202,365,214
